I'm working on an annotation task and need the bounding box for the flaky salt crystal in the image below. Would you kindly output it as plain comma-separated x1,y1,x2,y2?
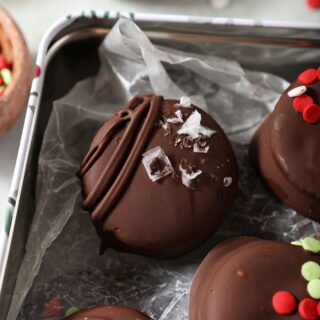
179,164,202,189
162,121,169,130
179,96,192,108
223,176,232,187
193,144,209,153
167,110,183,124
142,147,173,182
177,110,215,140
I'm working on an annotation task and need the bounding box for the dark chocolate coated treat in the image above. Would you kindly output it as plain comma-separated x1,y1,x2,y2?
79,95,238,258
65,305,150,320
250,74,320,220
189,237,320,320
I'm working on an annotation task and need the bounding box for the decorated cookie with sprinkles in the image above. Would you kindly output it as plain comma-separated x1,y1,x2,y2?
64,305,150,320
189,236,320,320
250,67,320,220
79,95,238,258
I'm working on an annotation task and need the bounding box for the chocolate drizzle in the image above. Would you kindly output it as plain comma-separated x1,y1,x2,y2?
79,95,163,223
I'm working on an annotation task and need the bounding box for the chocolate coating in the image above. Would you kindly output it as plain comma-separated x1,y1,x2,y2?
250,79,320,220
65,305,150,320
189,237,320,320
79,95,238,258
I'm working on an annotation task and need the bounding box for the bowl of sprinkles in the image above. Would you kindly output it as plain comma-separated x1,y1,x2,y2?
0,6,32,136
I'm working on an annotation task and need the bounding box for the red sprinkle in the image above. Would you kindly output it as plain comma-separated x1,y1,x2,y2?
43,297,62,317
0,77,3,86
303,104,320,124
293,94,314,113
272,291,296,315
0,54,10,70
307,0,320,9
298,68,318,85
299,298,318,320
317,67,320,81
317,301,320,316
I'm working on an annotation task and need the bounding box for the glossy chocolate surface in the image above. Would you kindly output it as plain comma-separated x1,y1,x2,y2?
65,305,150,320
250,80,320,219
190,237,320,320
79,95,238,258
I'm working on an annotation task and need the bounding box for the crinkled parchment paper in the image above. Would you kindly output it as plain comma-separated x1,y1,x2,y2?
7,18,320,320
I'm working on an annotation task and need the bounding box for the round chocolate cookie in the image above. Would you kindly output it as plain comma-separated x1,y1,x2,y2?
65,305,150,320
250,68,320,220
79,95,238,258
189,236,320,320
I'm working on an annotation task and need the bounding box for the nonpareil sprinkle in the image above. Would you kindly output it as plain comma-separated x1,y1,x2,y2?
0,53,13,95
298,68,318,85
307,279,320,299
302,237,320,253
1,68,12,86
301,261,320,282
298,298,318,320
272,291,296,315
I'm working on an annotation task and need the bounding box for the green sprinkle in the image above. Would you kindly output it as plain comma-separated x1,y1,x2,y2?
302,237,320,253
1,68,11,86
301,261,320,281
291,240,303,246
65,307,80,317
307,279,320,299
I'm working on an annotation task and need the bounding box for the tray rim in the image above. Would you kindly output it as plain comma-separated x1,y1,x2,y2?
1,8,320,305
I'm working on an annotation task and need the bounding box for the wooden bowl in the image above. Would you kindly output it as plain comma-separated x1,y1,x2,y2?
0,6,32,136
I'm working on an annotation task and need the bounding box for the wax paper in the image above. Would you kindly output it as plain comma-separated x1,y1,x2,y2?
7,18,320,320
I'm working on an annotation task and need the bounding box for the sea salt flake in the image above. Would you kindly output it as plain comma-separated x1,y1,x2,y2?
223,176,232,187
167,110,183,124
179,96,191,108
177,110,215,140
287,85,307,98
142,147,173,182
174,137,181,147
162,121,169,130
193,144,209,153
179,164,202,189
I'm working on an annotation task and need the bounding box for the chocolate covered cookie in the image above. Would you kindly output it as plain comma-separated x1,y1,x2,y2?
79,95,238,258
250,67,320,220
190,236,320,320
65,305,150,320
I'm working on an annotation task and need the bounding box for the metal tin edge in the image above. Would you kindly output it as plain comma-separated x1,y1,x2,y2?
1,7,320,297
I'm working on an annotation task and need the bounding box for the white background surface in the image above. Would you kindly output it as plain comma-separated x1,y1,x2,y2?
0,0,319,223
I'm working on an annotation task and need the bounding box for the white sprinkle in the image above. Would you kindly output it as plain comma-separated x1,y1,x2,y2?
167,110,183,124
223,177,232,187
179,165,202,189
179,96,192,108
142,147,173,182
177,110,215,140
287,85,307,98
193,144,209,153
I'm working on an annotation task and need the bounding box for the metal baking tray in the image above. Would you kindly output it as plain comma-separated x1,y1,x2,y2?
0,11,320,319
